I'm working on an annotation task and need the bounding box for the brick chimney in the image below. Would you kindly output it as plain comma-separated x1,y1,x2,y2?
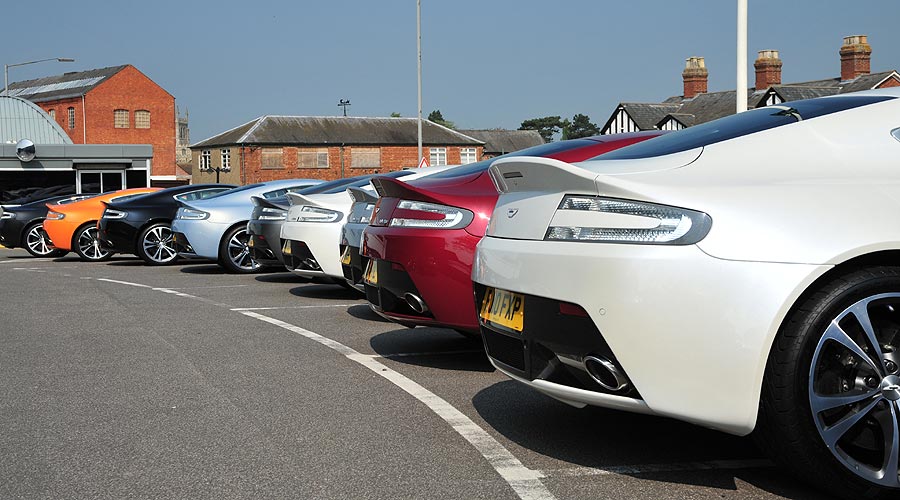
840,35,871,81
754,50,782,90
682,57,708,98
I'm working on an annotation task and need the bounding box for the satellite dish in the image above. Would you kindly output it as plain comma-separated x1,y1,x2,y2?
16,139,35,162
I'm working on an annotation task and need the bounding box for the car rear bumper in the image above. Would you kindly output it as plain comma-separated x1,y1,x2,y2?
97,218,139,254
362,226,481,332
247,219,286,267
472,236,829,435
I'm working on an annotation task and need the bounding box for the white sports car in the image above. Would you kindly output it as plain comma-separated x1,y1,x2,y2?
472,89,900,499
280,166,452,286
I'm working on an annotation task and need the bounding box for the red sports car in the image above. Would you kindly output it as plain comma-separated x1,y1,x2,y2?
361,132,665,335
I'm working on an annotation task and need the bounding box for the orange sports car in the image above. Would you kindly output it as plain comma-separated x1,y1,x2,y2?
43,187,160,261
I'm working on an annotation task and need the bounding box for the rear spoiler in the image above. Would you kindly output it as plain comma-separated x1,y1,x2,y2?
286,192,322,208
488,156,601,195
347,187,378,204
251,195,289,210
370,177,443,204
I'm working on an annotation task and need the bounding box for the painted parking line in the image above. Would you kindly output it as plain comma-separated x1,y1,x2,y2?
166,284,249,290
239,311,555,500
0,258,56,264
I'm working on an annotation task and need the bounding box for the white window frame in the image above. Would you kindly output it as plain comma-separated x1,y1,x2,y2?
460,147,477,164
67,107,75,129
429,147,447,166
200,150,211,170
135,110,150,129
114,109,129,128
221,148,231,171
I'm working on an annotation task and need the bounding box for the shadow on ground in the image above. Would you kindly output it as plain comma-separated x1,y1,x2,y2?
369,328,493,372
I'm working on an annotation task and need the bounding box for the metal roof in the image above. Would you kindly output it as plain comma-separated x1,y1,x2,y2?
0,96,72,144
3,65,128,103
191,116,484,149
457,129,544,154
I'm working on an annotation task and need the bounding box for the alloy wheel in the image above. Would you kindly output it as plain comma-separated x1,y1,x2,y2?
227,228,260,272
77,226,110,261
141,225,177,264
25,224,55,256
809,292,900,487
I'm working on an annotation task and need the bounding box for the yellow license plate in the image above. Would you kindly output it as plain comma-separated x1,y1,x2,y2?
282,240,292,256
364,259,378,285
480,287,524,332
341,246,352,265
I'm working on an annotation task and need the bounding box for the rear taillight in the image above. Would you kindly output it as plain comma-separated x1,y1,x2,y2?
387,200,474,230
46,211,65,220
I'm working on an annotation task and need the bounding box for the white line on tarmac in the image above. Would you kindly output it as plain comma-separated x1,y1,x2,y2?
230,304,357,311
96,278,152,288
0,258,55,264
539,458,774,478
238,310,556,500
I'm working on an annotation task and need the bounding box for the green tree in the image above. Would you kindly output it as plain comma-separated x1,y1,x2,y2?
519,116,563,142
390,112,401,117
427,109,455,129
566,113,600,139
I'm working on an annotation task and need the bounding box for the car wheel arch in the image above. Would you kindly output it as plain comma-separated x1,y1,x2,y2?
70,220,100,249
134,218,171,247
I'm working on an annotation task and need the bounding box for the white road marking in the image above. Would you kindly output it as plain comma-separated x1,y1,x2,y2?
0,258,55,264
540,458,774,478
96,278,152,288
231,304,358,311
239,311,555,500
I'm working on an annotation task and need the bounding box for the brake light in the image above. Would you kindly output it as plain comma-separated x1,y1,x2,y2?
387,200,474,230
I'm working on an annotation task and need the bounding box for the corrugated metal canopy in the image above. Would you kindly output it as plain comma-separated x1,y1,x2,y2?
0,96,72,144
458,129,545,154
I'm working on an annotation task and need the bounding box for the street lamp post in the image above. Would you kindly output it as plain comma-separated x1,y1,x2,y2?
4,57,75,96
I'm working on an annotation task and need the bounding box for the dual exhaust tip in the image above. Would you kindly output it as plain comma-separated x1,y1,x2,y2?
583,355,630,392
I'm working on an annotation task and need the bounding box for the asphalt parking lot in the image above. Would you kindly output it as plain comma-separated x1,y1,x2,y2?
0,247,836,499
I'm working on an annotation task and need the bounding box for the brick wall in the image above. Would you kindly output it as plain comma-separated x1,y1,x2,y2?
191,144,483,185
39,65,176,177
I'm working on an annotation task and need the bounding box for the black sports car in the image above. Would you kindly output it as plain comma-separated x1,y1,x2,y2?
0,194,93,257
98,184,234,265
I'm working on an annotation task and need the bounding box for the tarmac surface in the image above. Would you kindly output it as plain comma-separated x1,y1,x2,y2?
0,247,837,499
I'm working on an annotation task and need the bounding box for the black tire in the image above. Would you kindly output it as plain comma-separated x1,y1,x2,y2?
22,222,66,258
72,223,112,262
757,266,900,500
218,224,261,274
137,222,179,266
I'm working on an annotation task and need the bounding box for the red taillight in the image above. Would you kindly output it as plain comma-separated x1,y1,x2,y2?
558,302,589,317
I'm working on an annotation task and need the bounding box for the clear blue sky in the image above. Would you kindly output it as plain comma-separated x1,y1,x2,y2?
4,1,898,142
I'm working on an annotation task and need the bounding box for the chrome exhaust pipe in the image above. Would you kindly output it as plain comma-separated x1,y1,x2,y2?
583,355,629,392
404,293,428,314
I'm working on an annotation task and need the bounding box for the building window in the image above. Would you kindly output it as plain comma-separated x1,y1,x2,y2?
351,147,381,169
460,147,477,164
261,148,284,169
114,109,129,128
67,107,75,129
200,150,211,170
221,148,231,171
429,147,447,166
135,110,150,129
48,109,56,120
298,148,329,169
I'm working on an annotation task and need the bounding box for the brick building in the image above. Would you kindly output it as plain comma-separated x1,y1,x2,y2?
3,65,181,184
190,116,484,185
601,35,900,134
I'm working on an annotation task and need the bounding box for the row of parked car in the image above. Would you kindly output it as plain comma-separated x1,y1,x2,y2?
4,89,900,499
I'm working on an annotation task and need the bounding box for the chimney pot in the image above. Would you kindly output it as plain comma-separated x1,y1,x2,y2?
754,49,782,90
682,57,708,99
840,34,872,81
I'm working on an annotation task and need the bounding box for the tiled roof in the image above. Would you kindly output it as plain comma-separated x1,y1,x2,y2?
618,103,681,130
3,65,128,103
457,129,544,154
626,70,900,131
192,116,484,148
